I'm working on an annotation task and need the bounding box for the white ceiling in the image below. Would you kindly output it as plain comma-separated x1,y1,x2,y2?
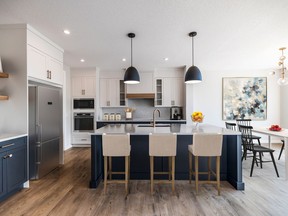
0,0,288,72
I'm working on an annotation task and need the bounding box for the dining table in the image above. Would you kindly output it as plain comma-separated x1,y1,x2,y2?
252,127,288,179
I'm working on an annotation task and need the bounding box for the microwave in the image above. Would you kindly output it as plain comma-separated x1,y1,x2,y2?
73,99,94,109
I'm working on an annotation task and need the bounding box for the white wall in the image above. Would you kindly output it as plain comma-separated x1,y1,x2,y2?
0,26,28,133
280,85,288,128
186,68,281,142
63,65,72,150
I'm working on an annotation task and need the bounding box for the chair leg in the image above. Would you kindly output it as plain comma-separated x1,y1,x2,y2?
189,151,192,184
169,156,172,181
270,152,280,177
278,142,285,160
216,156,221,196
104,156,108,194
150,156,154,194
125,156,129,195
208,157,211,181
172,156,175,192
195,156,199,194
250,152,256,177
242,149,247,161
108,156,112,180
259,152,263,169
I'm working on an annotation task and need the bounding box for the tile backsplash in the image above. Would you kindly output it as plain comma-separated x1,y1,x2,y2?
101,99,170,120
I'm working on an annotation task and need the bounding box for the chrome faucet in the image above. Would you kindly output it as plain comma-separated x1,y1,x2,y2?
152,109,160,127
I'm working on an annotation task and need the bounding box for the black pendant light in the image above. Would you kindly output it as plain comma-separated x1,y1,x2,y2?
124,33,140,84
185,32,202,84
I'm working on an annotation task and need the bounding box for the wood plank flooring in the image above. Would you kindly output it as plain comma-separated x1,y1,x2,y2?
0,143,288,216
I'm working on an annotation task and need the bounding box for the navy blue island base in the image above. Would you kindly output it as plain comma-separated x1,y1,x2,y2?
90,124,244,190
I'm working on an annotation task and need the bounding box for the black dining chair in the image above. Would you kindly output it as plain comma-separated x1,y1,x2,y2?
225,122,237,131
236,119,262,146
238,125,279,177
278,140,285,160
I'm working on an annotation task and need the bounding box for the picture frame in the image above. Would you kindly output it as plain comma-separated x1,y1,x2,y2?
222,77,267,120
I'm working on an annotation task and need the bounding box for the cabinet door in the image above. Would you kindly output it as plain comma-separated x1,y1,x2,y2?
47,57,63,85
72,76,84,97
171,78,184,106
0,152,6,197
109,79,120,107
27,45,47,81
6,145,27,193
100,79,109,107
163,78,172,106
83,77,96,97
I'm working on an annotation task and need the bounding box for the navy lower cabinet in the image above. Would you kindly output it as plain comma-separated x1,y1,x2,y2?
0,136,27,202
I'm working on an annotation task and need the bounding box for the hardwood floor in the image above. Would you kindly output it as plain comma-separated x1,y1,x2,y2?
1,144,288,216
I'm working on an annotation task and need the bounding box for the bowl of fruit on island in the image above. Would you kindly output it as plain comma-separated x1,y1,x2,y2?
269,124,282,131
191,111,204,123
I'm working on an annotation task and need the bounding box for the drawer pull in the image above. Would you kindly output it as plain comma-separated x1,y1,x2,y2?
0,143,15,149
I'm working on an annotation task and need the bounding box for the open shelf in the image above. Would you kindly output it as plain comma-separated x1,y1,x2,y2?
0,95,9,100
0,72,9,78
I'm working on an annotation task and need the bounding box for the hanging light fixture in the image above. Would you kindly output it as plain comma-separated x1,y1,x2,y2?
185,32,202,84
124,33,140,84
276,47,288,86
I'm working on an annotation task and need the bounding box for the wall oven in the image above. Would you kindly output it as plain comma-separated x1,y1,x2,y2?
73,98,94,109
74,113,94,132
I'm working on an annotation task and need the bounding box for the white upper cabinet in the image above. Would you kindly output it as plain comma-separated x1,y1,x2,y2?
126,72,154,93
72,76,96,97
155,77,184,107
27,28,64,85
100,78,125,107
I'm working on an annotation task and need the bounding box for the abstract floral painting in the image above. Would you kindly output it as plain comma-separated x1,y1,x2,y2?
222,77,267,120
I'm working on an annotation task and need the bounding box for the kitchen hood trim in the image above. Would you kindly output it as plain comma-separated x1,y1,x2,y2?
126,93,155,99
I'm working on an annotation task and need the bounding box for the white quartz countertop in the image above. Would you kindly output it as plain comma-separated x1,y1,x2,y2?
0,133,28,142
93,124,240,135
97,119,186,123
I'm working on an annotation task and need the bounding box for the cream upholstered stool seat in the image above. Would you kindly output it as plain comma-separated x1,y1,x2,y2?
102,133,130,194
188,133,223,195
149,133,177,194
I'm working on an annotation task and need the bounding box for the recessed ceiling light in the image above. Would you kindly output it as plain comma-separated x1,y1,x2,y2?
64,29,70,35
122,58,126,62
80,59,85,62
164,57,169,61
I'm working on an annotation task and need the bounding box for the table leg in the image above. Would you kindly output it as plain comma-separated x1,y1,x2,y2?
268,135,271,148
284,137,288,180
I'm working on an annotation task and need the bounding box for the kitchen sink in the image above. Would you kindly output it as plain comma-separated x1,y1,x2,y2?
138,124,171,127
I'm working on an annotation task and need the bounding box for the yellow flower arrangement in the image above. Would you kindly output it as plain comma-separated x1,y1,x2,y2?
191,111,204,123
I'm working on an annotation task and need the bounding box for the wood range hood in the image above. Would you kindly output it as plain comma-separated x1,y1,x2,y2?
126,93,155,99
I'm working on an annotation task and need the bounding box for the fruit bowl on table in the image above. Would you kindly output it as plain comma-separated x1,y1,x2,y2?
269,125,282,132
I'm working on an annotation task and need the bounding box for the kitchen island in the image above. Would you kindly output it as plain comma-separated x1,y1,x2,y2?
90,124,244,190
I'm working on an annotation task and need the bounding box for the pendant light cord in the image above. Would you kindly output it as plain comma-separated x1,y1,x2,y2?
191,36,194,66
131,37,133,66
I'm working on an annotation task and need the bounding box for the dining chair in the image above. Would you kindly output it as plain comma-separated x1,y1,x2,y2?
102,133,131,195
225,122,237,131
236,119,262,146
188,133,223,195
278,140,285,160
238,125,279,177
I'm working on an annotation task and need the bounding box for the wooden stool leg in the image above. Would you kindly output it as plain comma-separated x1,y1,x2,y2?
208,157,211,181
195,156,199,194
172,156,175,192
189,151,192,184
150,156,154,194
216,156,221,195
108,156,112,180
104,156,108,194
125,156,129,195
169,157,172,181
128,156,131,182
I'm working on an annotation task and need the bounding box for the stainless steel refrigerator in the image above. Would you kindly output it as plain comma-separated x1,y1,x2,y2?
29,85,61,179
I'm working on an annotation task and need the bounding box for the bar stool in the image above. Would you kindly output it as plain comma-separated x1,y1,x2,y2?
102,133,130,194
188,133,223,195
149,133,177,194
